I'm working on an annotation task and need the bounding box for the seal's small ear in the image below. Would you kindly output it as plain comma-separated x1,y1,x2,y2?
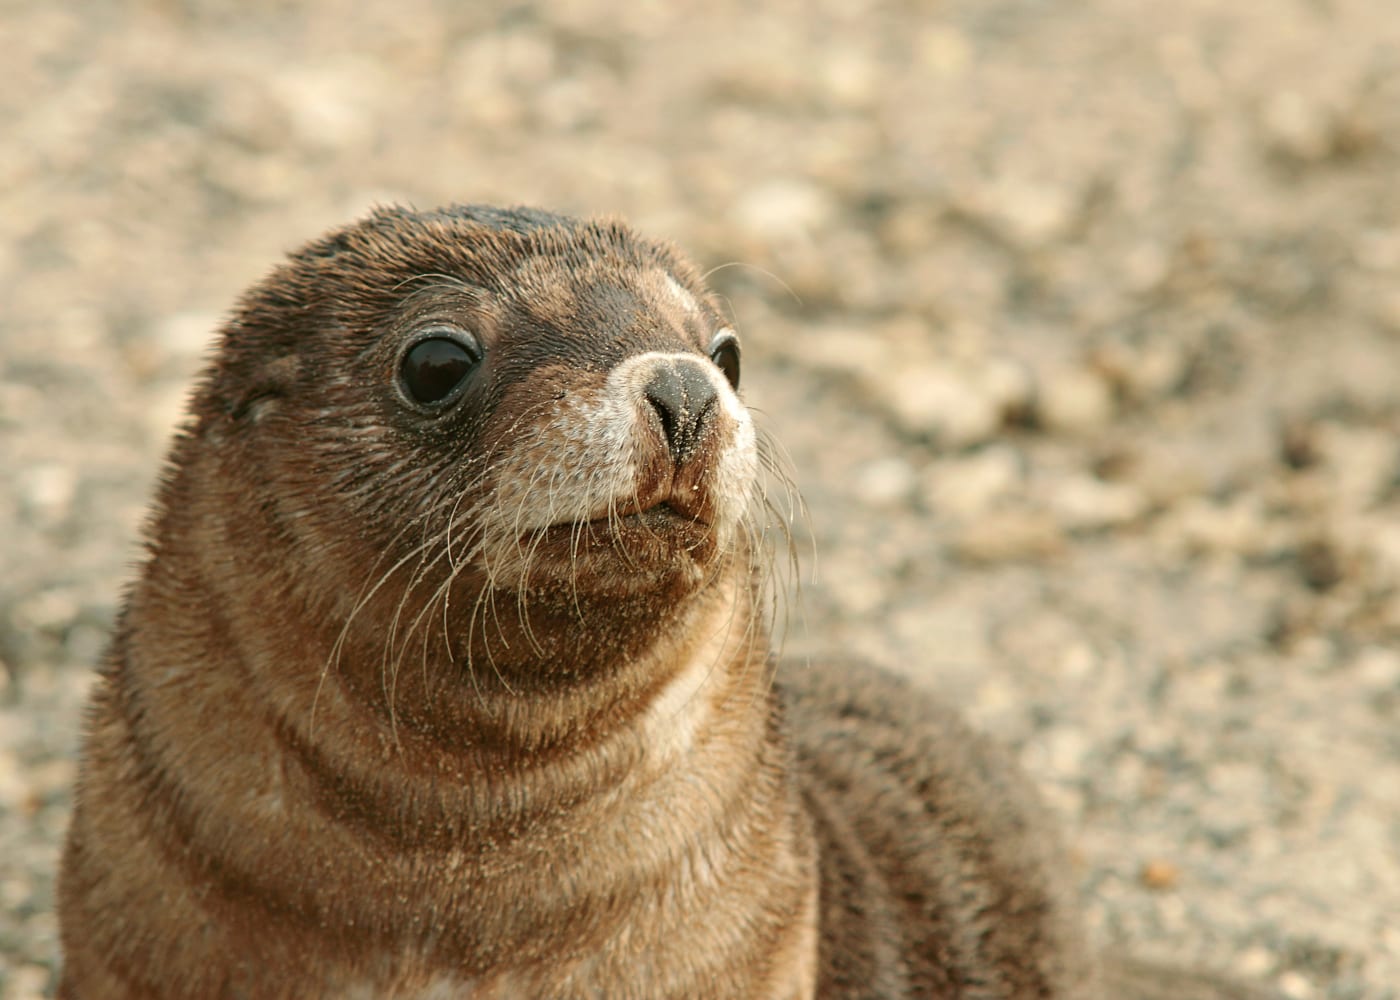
225,354,302,424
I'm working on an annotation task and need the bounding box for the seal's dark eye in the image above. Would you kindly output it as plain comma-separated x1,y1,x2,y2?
708,331,741,391
400,334,480,407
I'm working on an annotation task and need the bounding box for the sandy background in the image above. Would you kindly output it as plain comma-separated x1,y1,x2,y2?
3,1,1400,997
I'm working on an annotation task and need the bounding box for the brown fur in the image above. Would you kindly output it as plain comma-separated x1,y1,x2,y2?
57,205,1273,999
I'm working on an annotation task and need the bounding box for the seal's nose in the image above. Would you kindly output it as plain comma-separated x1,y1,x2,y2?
644,360,719,463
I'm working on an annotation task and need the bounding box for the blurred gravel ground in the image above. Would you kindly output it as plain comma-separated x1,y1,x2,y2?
3,2,1399,997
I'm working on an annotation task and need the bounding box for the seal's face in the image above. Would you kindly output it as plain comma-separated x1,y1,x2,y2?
196,205,769,699
385,254,757,592
470,337,756,592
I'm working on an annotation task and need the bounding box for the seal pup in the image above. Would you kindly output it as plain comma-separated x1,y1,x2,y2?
57,205,1272,999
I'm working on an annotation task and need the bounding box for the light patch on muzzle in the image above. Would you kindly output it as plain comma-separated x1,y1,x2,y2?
475,350,758,581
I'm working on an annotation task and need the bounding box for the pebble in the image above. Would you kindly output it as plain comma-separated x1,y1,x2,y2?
881,363,1002,447
3,964,51,1000
1139,859,1181,891
1026,725,1091,779
1165,496,1272,558
1278,970,1315,999
1092,338,1187,401
1041,474,1147,531
972,356,1034,420
964,175,1077,250
1262,90,1336,164
916,25,972,78
949,510,1065,564
786,326,892,382
1237,946,1275,979
1035,367,1115,435
854,457,916,507
1312,424,1397,509
921,445,1022,518
1332,514,1400,589
1352,648,1400,691
11,590,79,637
17,465,76,524
272,64,379,150
152,310,220,363
733,179,834,244
1354,228,1400,273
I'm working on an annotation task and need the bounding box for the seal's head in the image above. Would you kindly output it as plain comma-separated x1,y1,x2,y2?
171,205,774,743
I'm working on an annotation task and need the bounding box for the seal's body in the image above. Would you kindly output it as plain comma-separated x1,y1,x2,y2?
57,206,1268,999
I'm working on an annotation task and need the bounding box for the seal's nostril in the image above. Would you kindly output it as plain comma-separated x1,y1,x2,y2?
644,362,719,462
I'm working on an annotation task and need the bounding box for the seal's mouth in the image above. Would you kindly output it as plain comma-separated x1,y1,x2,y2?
578,498,710,529
544,476,714,534
537,501,710,543
518,492,719,566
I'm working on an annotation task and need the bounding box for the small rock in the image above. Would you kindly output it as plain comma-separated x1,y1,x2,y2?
1262,90,1334,164
819,48,877,110
12,589,80,636
971,356,1034,421
855,457,916,507
1335,515,1400,588
1042,474,1147,531
1313,423,1398,509
1092,339,1187,402
1139,859,1181,891
793,326,892,382
1036,725,1090,779
819,563,888,617
882,363,1001,447
1355,228,1400,272
18,464,77,524
1237,946,1275,979
733,179,834,243
1279,420,1322,470
949,510,1065,564
1167,496,1272,558
1036,367,1115,434
4,963,51,1000
272,64,378,150
1352,647,1400,691
1123,241,1171,294
917,25,972,78
1296,536,1343,592
1277,970,1315,999
922,445,1022,517
1056,642,1097,680
968,175,1077,250
153,310,220,362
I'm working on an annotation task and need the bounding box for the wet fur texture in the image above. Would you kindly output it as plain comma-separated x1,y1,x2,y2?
57,205,1272,999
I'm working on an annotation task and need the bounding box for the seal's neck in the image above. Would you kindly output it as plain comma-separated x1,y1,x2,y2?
137,483,814,996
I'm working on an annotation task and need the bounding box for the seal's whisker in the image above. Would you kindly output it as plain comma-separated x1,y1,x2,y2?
391,517,488,705
699,260,803,307
312,513,441,742
438,491,491,664
466,570,516,697
512,462,573,656
566,468,598,623
381,531,456,751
